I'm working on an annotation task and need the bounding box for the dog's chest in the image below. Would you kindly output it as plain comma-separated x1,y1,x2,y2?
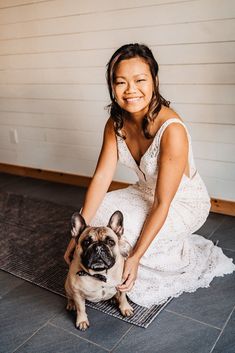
83,283,117,302
71,275,117,302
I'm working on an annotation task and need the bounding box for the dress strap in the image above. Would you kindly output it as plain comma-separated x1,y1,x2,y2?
156,118,186,146
156,118,197,179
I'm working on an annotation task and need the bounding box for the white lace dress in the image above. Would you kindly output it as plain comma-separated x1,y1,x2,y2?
91,118,235,308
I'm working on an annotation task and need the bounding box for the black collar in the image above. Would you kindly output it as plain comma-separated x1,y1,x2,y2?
76,270,107,283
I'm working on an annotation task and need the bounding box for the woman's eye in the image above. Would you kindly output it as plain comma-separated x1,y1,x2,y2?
137,79,146,83
116,81,125,85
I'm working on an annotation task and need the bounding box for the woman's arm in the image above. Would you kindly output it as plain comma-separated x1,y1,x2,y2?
80,118,118,224
64,118,118,264
118,122,189,291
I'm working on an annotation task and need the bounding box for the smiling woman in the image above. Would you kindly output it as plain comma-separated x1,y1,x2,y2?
64,43,235,308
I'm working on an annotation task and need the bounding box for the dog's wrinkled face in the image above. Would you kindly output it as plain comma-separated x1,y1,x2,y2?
71,211,130,272
80,227,117,271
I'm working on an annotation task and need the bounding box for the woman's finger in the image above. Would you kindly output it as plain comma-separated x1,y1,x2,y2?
118,274,135,291
121,266,131,283
118,280,135,292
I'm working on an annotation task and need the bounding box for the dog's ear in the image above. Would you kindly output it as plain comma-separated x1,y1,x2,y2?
108,210,124,237
71,212,87,242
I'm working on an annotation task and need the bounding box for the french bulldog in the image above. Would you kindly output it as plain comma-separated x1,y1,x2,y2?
65,210,134,331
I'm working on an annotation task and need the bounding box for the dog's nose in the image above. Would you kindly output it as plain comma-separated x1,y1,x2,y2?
95,244,103,255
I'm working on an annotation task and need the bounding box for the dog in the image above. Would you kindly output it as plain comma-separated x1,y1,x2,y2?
65,210,134,331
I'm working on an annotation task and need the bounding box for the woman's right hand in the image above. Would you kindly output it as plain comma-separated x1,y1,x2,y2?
64,238,76,265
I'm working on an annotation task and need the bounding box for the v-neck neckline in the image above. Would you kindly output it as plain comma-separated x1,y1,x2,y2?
120,121,162,168
122,132,158,168
120,118,183,168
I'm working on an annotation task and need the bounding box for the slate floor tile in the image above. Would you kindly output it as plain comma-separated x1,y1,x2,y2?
166,250,235,329
210,215,235,251
0,173,23,187
0,270,23,298
196,212,226,239
112,310,219,353
0,176,50,195
29,181,86,208
0,173,234,353
212,309,235,353
15,323,108,353
0,281,64,353
51,305,132,350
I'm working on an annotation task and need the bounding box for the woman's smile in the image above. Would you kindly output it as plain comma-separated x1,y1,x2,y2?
124,97,143,103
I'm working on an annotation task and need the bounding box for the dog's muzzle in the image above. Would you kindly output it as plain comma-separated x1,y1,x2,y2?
81,242,115,271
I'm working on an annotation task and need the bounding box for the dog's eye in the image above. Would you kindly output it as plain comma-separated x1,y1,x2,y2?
106,237,115,247
82,237,92,248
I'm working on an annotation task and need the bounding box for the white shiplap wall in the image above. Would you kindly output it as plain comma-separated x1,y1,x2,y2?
0,0,234,200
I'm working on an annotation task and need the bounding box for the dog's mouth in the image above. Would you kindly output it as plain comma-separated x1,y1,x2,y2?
90,258,115,271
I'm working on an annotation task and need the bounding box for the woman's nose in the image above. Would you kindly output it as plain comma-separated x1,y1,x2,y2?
125,82,137,93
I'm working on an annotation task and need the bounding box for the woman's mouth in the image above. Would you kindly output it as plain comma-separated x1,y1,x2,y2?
124,97,142,103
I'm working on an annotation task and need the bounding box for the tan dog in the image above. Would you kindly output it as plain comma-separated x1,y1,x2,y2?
65,210,134,330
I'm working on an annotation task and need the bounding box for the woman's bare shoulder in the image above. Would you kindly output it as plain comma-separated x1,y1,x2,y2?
104,117,115,133
158,106,183,124
103,117,116,142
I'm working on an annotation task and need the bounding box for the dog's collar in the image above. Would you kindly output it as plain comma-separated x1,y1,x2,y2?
76,270,107,283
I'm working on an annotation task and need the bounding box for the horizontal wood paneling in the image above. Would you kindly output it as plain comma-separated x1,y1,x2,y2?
1,19,234,55
173,104,235,124
0,111,107,131
193,141,235,163
0,97,107,115
0,0,47,9
0,0,233,40
203,176,235,201
196,159,235,180
187,123,235,144
0,0,197,24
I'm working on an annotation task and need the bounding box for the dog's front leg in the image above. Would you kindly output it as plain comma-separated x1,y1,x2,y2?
115,291,134,317
73,294,89,331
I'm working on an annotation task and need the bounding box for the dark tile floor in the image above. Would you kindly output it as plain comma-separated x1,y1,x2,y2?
0,172,234,353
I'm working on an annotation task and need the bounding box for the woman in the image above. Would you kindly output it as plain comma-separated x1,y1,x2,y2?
64,43,234,308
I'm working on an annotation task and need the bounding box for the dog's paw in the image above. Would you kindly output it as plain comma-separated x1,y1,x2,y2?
76,320,90,331
120,304,134,317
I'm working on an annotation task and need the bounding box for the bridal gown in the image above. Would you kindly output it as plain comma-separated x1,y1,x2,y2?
91,118,235,307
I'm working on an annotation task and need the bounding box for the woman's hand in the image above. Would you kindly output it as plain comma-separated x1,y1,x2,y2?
117,255,140,292
64,238,76,265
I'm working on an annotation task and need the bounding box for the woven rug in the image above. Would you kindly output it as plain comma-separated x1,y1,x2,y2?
0,191,171,328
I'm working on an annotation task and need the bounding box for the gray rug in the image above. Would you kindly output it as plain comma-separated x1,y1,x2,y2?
0,191,171,328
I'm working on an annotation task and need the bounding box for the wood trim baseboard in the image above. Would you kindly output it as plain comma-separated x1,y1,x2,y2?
0,163,234,216
210,198,235,217
0,163,129,191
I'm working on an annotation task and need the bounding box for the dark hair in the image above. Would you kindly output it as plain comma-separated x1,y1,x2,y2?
106,43,170,139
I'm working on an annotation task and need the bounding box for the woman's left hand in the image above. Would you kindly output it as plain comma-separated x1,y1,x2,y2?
117,255,140,292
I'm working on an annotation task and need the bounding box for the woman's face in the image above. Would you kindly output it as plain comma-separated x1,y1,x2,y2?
113,57,154,118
